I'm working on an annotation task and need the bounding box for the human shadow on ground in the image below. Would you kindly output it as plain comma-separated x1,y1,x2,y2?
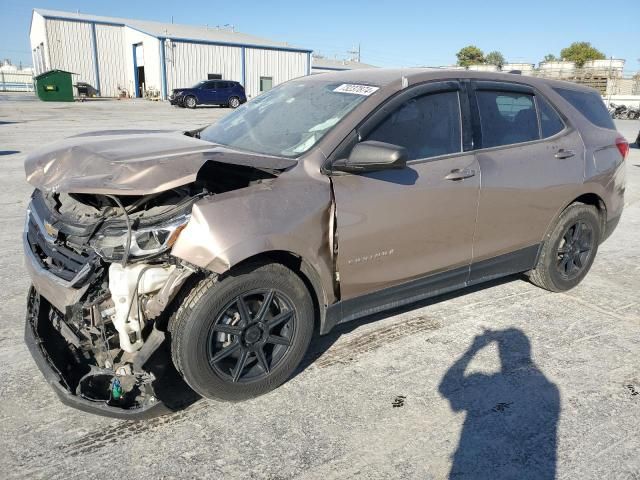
439,328,560,479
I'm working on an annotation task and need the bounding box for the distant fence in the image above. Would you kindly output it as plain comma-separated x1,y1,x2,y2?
0,71,34,92
529,68,640,96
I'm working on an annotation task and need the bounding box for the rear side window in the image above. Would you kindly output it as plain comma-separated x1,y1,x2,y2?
537,96,565,138
477,91,539,148
553,87,615,130
365,91,462,160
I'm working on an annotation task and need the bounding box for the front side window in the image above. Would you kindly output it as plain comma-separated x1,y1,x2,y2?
200,80,371,157
477,90,539,148
365,91,462,160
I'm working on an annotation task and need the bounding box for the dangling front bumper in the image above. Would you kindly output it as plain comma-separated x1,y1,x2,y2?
25,287,176,419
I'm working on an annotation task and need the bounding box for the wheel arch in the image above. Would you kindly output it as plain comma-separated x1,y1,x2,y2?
565,192,607,240
544,192,607,245
222,250,329,335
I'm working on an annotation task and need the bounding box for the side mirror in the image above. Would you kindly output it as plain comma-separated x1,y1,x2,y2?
332,140,408,173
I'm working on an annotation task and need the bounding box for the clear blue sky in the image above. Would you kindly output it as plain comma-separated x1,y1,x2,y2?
2,0,639,71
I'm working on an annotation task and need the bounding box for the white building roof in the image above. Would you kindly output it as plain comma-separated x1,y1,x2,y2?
33,8,312,53
312,57,376,71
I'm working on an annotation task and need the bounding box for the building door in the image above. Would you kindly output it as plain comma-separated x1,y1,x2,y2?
133,43,145,98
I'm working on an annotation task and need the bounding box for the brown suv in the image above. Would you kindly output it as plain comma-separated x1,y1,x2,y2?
23,69,627,418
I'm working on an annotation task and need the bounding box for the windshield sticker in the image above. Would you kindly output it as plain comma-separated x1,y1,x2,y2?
333,84,379,96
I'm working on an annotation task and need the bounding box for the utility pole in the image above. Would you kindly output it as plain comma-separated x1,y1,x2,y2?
348,44,361,63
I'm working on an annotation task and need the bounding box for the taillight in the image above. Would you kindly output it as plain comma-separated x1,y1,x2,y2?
616,136,629,160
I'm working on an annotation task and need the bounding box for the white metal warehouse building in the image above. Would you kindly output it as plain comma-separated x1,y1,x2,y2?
29,9,312,99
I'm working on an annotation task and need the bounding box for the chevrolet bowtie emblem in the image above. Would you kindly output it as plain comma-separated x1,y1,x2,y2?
44,221,59,237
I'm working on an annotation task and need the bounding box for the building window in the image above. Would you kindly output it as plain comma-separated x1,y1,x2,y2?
260,76,273,92
208,73,222,80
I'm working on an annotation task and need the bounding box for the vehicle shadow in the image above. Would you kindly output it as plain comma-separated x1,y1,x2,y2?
295,274,520,375
438,328,559,479
161,274,542,418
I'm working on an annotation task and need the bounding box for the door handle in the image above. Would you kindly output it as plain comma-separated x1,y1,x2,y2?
555,149,575,159
445,168,476,181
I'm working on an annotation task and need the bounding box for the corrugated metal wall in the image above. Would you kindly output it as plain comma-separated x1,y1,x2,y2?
244,48,307,98
95,24,127,97
164,41,242,92
30,12,50,76
46,19,96,88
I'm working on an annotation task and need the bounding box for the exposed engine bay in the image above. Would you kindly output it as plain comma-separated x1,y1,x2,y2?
25,161,277,414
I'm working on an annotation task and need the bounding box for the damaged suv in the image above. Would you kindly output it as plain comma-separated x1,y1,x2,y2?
24,69,627,418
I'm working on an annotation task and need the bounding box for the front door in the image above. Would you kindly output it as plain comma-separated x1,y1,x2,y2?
201,81,219,104
331,82,480,300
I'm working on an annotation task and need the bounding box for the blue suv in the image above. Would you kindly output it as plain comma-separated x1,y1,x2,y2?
170,80,247,109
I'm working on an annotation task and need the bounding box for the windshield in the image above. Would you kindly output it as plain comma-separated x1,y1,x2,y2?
191,81,206,88
200,80,375,157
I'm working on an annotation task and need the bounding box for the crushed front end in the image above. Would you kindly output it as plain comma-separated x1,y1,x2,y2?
24,187,201,419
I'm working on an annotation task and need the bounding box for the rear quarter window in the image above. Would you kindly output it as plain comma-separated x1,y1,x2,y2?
553,87,615,130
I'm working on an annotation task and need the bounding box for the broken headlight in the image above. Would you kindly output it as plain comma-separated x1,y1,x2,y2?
91,214,190,261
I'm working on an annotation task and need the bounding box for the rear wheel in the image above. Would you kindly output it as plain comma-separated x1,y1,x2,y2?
169,263,314,401
228,96,240,108
184,95,197,109
528,203,601,292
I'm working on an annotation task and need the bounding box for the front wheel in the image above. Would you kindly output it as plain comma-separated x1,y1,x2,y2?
228,96,240,108
184,95,197,109
169,263,314,401
528,203,601,292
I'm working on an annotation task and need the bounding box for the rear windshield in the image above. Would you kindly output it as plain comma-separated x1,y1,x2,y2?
553,87,615,130
200,81,372,157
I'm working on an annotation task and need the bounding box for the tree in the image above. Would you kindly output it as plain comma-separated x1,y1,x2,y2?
485,51,506,68
543,53,558,62
559,42,605,67
456,45,485,67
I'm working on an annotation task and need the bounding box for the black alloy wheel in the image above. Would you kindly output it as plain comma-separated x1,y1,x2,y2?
528,203,601,292
169,263,314,401
556,221,594,280
207,289,296,383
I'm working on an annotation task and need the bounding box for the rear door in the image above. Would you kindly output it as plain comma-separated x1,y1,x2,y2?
467,80,585,279
216,82,231,103
331,81,480,299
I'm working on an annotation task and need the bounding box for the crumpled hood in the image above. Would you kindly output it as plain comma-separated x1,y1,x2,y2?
24,130,296,195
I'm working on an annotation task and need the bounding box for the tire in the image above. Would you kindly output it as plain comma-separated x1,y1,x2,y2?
228,96,240,108
184,95,197,109
528,203,601,292
168,262,314,401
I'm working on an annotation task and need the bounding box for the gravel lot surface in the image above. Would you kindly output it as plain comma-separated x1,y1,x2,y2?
1,93,639,479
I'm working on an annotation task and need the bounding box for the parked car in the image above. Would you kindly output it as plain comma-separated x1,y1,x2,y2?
23,69,627,418
169,80,246,108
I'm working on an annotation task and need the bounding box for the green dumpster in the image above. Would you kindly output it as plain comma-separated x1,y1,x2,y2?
34,70,75,102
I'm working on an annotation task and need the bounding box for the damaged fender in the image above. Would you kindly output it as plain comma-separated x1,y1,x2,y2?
171,170,337,315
